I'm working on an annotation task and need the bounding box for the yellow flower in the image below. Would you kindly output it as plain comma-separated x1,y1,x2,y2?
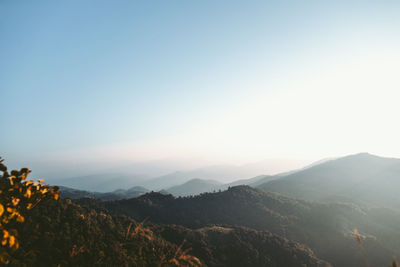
24,188,32,198
12,197,20,206
8,235,15,248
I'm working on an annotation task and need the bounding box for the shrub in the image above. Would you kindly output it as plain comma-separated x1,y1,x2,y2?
0,158,59,264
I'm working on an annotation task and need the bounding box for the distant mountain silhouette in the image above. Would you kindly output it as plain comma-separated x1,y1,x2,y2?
225,158,333,189
141,159,308,190
257,153,400,208
225,174,275,187
59,185,149,200
56,173,147,192
164,176,275,197
167,178,223,196
51,159,309,192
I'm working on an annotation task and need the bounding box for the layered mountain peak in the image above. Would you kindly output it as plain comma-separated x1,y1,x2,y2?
258,153,400,207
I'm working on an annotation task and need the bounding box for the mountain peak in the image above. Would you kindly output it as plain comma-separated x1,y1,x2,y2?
258,152,400,207
347,152,376,158
342,152,399,161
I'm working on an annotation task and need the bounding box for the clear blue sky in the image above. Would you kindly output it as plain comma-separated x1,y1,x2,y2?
1,0,400,165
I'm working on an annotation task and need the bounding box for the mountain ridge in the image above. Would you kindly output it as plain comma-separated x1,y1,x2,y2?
257,152,400,208
96,185,400,267
167,178,223,196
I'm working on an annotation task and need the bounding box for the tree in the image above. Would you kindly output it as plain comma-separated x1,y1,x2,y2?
0,158,59,264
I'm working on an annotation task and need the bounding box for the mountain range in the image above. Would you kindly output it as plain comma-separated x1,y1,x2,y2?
57,153,400,208
51,159,308,192
5,152,400,266
258,153,400,208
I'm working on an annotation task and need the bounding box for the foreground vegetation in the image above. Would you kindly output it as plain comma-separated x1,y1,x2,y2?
0,158,59,264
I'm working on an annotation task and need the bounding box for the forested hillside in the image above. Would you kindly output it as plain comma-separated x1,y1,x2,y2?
97,186,400,267
5,196,330,266
59,185,149,200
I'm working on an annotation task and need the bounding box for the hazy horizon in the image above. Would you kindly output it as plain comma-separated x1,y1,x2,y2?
1,152,396,189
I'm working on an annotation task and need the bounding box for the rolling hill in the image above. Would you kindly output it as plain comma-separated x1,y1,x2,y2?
167,178,223,196
12,196,330,267
59,185,149,200
97,185,400,267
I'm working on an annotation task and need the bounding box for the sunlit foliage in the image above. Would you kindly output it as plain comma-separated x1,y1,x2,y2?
167,239,201,267
0,158,59,264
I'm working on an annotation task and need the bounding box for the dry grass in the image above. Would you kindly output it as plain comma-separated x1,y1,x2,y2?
125,220,201,266
354,228,399,267
125,219,153,241
168,239,201,267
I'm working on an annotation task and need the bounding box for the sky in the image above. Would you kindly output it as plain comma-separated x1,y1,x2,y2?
1,0,400,171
